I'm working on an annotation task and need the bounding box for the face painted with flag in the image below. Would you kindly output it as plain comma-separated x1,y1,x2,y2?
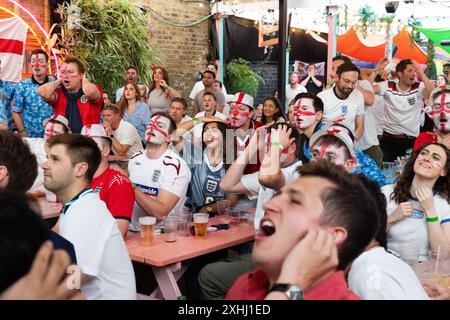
145,115,171,145
293,98,316,129
30,53,47,77
432,91,450,132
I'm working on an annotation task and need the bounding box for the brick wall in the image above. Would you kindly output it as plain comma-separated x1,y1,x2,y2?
249,62,278,105
139,0,211,105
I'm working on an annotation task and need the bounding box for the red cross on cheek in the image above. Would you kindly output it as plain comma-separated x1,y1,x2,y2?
146,115,168,142
31,62,47,68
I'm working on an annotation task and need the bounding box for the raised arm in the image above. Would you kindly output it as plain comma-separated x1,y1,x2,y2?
259,125,295,191
37,79,61,104
220,127,265,194
81,74,101,101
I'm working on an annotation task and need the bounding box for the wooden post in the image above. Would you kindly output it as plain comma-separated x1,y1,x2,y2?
278,0,288,107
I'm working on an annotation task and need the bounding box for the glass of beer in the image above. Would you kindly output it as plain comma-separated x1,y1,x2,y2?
139,216,156,247
193,213,209,240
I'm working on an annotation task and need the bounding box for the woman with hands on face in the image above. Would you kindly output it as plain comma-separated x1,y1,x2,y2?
383,142,450,260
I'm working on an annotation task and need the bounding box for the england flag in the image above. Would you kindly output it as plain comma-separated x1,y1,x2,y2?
0,17,27,82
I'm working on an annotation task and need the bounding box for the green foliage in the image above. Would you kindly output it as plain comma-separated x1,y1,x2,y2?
224,59,265,98
55,0,162,99
357,5,377,38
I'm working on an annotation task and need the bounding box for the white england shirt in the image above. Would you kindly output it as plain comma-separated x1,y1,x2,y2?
128,149,191,230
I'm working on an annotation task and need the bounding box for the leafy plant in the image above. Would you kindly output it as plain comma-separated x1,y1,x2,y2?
356,6,377,38
53,0,162,99
224,58,265,98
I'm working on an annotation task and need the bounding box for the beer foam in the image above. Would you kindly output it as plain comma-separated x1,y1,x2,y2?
194,214,209,223
139,216,156,225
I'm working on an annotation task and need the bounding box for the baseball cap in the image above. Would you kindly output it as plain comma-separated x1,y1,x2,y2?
231,92,254,109
42,115,70,132
309,123,356,158
81,124,112,141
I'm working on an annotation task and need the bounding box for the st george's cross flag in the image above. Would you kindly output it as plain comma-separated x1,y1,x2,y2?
0,17,27,82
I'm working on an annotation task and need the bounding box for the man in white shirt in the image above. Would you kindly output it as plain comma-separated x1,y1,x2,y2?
44,134,136,300
317,62,365,141
102,104,143,159
128,112,191,230
347,176,429,300
189,63,227,106
193,70,226,115
169,97,192,126
25,115,71,201
371,58,435,161
115,66,138,102
285,72,307,110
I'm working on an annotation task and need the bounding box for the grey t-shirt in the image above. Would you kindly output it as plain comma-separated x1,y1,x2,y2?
193,88,226,113
148,88,171,113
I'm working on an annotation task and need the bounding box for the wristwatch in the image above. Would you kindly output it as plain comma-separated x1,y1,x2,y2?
269,283,303,300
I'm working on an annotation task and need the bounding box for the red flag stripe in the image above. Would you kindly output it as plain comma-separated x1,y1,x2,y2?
235,92,245,105
0,38,24,55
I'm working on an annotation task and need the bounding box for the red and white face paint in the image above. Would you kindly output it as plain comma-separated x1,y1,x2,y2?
228,103,250,128
44,121,66,139
59,63,82,92
30,54,47,76
431,92,450,132
203,123,223,149
145,115,171,145
310,143,348,167
293,98,316,129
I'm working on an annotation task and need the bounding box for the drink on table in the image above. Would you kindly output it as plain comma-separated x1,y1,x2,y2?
139,216,156,246
193,213,209,240
164,216,178,242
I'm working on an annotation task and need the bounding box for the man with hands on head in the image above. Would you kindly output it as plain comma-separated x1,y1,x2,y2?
226,160,379,300
38,57,103,133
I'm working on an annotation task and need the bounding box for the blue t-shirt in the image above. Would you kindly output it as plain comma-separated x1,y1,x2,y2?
0,80,16,130
184,143,227,208
13,76,55,137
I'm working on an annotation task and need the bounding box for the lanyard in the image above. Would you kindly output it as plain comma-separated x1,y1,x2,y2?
60,188,94,215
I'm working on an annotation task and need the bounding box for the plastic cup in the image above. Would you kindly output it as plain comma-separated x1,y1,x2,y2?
193,213,209,239
217,199,230,215
177,213,192,237
139,216,156,247
164,216,178,242
382,161,395,184
227,207,240,227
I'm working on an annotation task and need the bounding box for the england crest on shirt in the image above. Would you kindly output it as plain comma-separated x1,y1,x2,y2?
341,104,348,116
206,179,218,192
152,169,161,182
407,97,416,106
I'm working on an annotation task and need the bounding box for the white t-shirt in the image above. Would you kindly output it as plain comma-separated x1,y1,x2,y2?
356,80,379,150
382,184,450,260
189,81,228,100
128,149,191,230
377,80,425,137
113,120,144,159
24,138,57,202
58,190,136,300
241,160,302,230
318,86,365,135
348,247,429,300
372,95,385,136
285,84,307,110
